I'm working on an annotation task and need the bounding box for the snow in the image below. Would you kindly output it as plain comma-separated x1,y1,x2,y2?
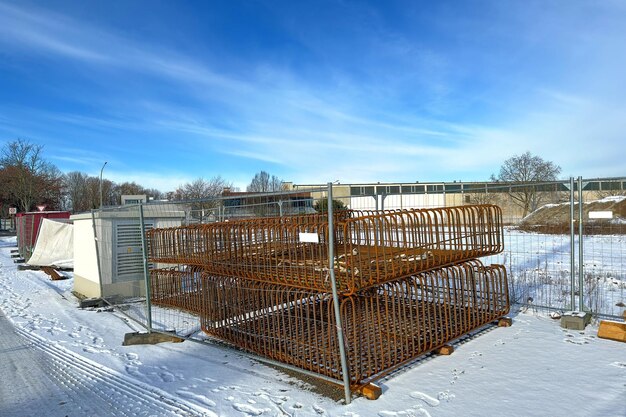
1,236,625,417
597,196,626,204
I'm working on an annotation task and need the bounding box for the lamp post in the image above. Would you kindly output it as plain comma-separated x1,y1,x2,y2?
99,161,108,208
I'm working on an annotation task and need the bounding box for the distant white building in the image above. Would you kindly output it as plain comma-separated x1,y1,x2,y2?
121,194,148,205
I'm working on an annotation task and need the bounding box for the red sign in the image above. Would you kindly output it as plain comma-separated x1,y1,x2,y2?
36,205,46,212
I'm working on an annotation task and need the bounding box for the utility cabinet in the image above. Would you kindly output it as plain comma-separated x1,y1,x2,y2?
71,205,185,299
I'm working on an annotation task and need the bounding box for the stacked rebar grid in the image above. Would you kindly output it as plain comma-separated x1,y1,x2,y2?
147,204,509,389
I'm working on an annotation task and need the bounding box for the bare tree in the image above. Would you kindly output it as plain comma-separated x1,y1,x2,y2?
110,181,163,205
465,192,500,206
63,171,88,212
171,176,233,219
177,176,232,200
85,177,102,209
144,188,163,200
117,181,145,196
170,176,230,204
492,151,561,217
0,139,63,212
247,170,284,192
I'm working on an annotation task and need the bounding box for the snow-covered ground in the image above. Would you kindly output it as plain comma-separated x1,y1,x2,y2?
0,236,625,417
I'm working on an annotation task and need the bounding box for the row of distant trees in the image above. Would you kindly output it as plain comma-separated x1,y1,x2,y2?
2,138,580,217
0,139,288,215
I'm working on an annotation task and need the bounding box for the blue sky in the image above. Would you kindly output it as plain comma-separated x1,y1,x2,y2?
1,0,624,192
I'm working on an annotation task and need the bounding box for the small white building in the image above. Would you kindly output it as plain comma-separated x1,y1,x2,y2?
71,204,186,299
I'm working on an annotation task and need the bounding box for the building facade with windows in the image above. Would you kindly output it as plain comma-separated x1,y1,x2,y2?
288,179,626,224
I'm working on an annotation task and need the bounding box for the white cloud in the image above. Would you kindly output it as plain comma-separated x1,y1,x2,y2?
1,0,625,189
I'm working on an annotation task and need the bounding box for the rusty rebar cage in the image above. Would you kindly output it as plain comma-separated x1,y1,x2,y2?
150,266,204,314
148,204,503,294
198,259,509,387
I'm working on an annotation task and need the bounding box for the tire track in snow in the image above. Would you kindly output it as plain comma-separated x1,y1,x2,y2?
14,326,214,416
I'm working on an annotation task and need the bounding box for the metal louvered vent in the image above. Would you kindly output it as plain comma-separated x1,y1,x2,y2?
114,221,153,282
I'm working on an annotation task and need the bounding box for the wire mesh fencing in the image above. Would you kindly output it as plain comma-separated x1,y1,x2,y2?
134,185,509,395
198,259,508,386
147,204,503,294
84,176,625,398
90,186,331,332
325,178,625,318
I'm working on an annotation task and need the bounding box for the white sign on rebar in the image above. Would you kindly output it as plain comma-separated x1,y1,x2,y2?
299,232,320,243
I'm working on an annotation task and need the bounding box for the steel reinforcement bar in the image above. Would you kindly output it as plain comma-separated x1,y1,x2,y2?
150,266,205,314
198,259,509,387
148,205,503,294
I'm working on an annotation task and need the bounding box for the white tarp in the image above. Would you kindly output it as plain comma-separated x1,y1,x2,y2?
27,218,74,269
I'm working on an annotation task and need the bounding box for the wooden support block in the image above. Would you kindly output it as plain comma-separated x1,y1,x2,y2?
42,266,66,281
597,320,626,343
434,345,454,355
357,383,382,400
123,331,184,346
498,317,513,327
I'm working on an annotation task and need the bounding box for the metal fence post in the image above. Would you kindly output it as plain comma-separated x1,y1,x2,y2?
139,204,152,332
91,210,105,300
578,176,584,312
327,182,351,404
569,177,575,310
29,214,35,260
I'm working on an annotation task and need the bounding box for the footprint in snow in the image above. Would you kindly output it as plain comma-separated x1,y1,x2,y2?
564,338,588,345
159,371,176,383
232,403,264,416
409,392,440,407
176,390,217,407
312,404,325,414
125,352,140,362
437,390,455,402
82,346,110,354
